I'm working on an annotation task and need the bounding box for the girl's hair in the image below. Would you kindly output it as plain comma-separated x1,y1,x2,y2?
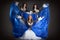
21,3,27,8
33,4,39,10
27,16,33,23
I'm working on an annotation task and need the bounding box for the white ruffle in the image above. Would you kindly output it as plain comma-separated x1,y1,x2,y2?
43,4,48,8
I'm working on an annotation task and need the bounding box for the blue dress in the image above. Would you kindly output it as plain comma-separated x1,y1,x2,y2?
10,2,50,39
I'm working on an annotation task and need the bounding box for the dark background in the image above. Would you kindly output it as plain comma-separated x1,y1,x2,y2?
0,0,60,40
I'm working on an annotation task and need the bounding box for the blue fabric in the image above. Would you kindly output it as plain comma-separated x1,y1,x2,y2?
22,13,37,21
23,12,29,20
10,3,28,38
32,6,50,39
10,3,50,39
31,13,37,21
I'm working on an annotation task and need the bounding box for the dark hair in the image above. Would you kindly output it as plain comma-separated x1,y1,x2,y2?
21,3,27,8
33,4,39,10
27,16,33,23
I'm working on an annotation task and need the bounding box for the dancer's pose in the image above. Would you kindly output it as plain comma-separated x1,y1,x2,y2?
10,1,50,40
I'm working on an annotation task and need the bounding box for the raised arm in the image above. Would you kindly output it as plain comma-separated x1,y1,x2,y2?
38,3,50,21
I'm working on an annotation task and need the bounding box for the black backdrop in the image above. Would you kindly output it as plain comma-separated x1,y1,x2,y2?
0,0,60,40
